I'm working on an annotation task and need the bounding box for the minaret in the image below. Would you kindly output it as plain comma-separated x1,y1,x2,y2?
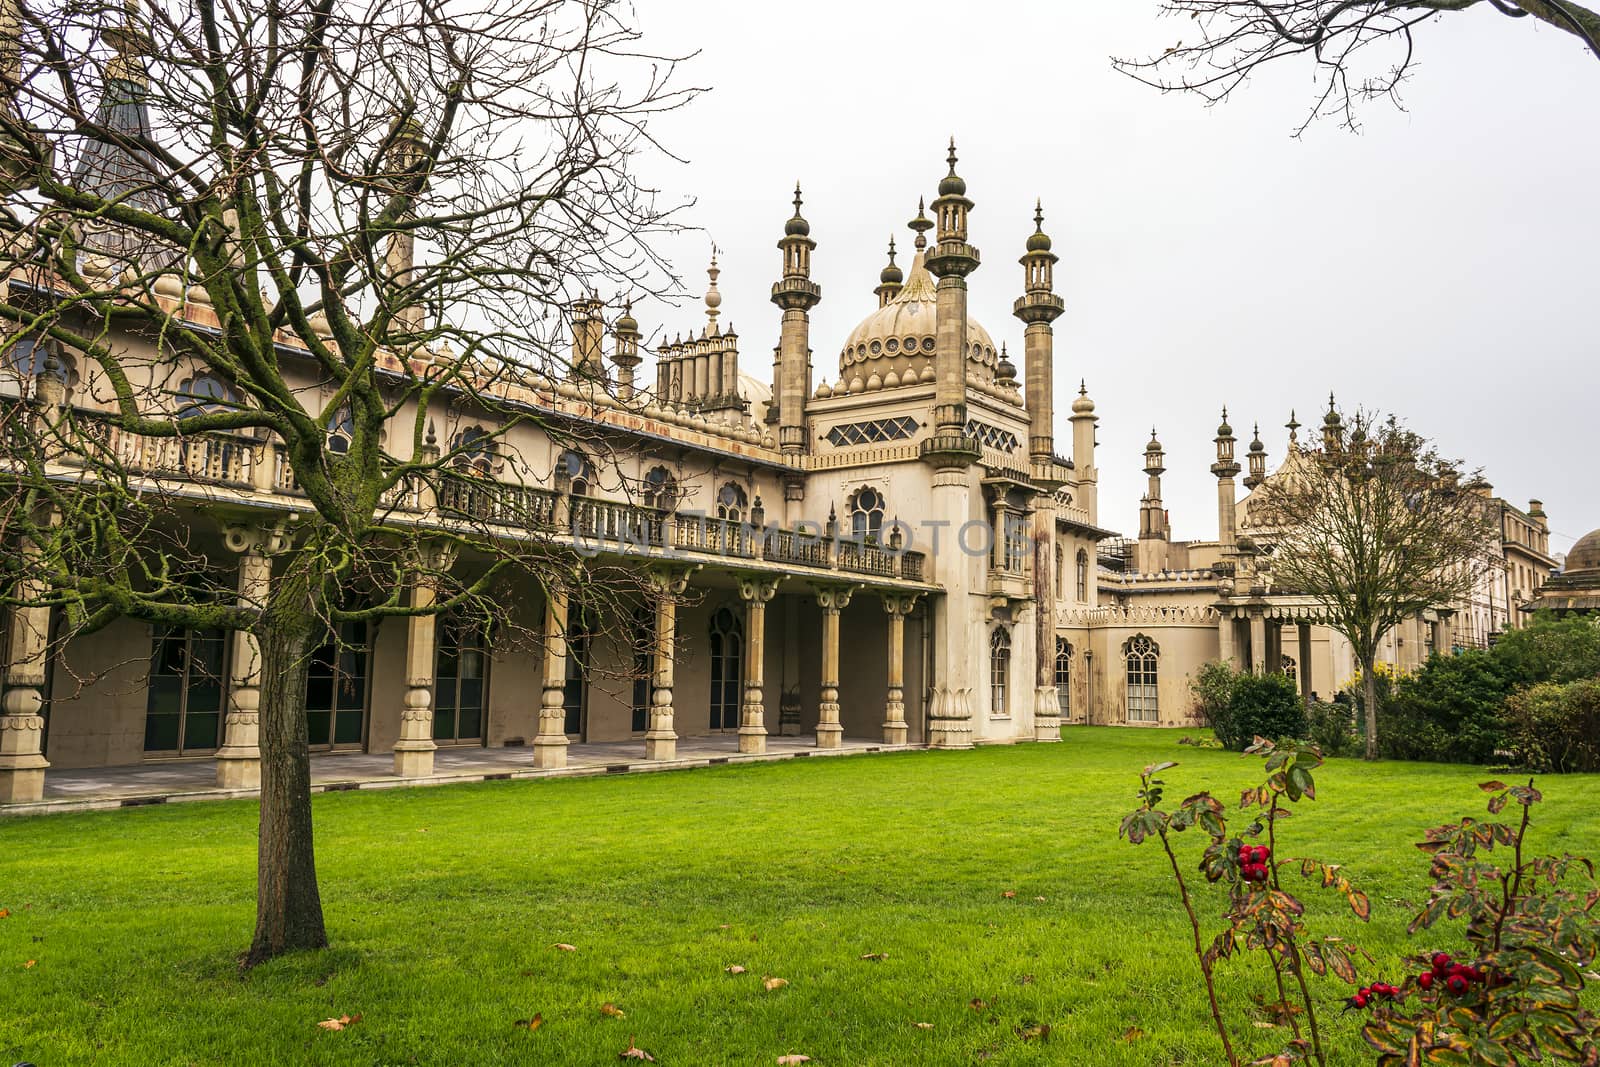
383,118,428,337
1137,429,1170,574
1244,423,1267,489
874,237,903,308
1212,407,1240,555
923,139,980,456
1014,201,1065,465
1070,381,1098,522
770,184,820,463
568,295,604,380
1321,392,1344,452
612,301,641,400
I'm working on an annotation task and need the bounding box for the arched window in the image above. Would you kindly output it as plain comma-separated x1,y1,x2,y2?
709,606,743,730
3,336,46,379
848,486,885,540
556,449,591,495
1281,655,1297,682
176,374,239,417
989,627,1011,716
1055,637,1072,719
642,466,678,511
433,614,488,744
1054,544,1065,600
326,406,355,455
716,482,747,522
453,426,495,476
1076,549,1090,602
1125,634,1160,723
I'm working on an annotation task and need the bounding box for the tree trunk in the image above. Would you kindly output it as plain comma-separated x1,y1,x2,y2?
245,593,328,966
1362,656,1380,762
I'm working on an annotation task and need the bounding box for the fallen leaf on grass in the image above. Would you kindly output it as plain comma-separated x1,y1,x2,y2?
1034,896,1046,902
316,1014,361,1031
725,965,747,975
718,923,731,929
0,908,9,918
23,959,36,969
777,1056,811,1065
1253,1020,1278,1029
553,943,577,952
1017,1022,1051,1042
969,998,988,1012
763,976,789,991
1122,1026,1145,1042
618,1037,656,1061
600,1003,626,1018
859,952,888,961
1016,974,1035,986
1001,890,1016,899
513,1014,544,1031
914,1022,934,1030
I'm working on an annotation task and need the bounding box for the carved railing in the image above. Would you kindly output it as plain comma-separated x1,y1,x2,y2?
672,513,755,559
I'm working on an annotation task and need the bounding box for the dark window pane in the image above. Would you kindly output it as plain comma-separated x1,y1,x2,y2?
458,678,482,711
305,709,332,747
432,710,453,741
184,711,220,751
457,706,481,740
146,675,183,716
187,678,223,715
144,712,180,751
305,676,334,712
334,709,363,745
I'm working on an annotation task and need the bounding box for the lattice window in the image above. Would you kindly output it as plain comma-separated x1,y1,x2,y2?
823,415,918,447
1055,638,1072,719
965,419,1019,452
990,627,1011,716
1125,634,1160,723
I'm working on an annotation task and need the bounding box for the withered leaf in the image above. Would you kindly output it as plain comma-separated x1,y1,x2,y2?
1001,890,1016,899
316,1013,362,1031
763,976,789,991
914,1022,934,1030
514,1013,544,1031
22,959,36,969
860,952,888,961
1122,1026,1145,1041
725,964,747,974
776,1056,811,1065
600,1003,626,1018
1017,1022,1051,1042
0,908,9,918
618,1037,656,1061
969,998,988,1012
553,943,577,952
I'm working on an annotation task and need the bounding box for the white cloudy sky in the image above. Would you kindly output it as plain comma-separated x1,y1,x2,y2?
625,1,1597,556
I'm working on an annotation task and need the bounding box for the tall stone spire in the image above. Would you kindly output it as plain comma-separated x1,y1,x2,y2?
920,139,981,472
1244,423,1267,490
771,184,821,502
1137,427,1170,574
612,301,641,400
1322,392,1344,452
874,236,903,308
1212,406,1241,554
1070,380,1098,521
704,246,722,337
1013,199,1064,465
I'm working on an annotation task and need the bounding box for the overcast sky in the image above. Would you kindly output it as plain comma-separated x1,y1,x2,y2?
625,2,1597,557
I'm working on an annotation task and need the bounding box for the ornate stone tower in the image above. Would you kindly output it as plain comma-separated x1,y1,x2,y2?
1015,201,1064,465
612,302,641,400
568,295,605,381
1244,424,1267,490
874,237,903,308
1212,407,1240,556
1137,428,1170,575
1321,393,1344,452
771,185,820,518
1070,381,1099,523
921,139,980,461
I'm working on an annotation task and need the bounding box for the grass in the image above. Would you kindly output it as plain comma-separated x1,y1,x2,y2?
3,728,1598,1066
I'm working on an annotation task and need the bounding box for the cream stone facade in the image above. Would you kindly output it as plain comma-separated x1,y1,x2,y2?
0,122,1566,803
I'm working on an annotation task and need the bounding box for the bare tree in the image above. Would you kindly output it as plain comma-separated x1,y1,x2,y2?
1117,1,1600,133
0,0,695,964
1250,410,1496,760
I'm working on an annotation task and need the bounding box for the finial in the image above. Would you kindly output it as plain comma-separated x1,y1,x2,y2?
1034,200,1044,231
1151,425,1158,440
784,183,810,237
1286,409,1300,438
425,419,437,447
1079,379,1087,395
946,136,958,174
887,235,897,263
909,197,933,249
1328,390,1336,413
704,245,721,331
793,182,803,213
1221,404,1229,421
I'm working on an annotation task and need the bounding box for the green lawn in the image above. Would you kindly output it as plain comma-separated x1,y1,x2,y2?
5,729,1597,1066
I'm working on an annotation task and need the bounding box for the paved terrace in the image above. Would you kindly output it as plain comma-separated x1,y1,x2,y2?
4,734,916,817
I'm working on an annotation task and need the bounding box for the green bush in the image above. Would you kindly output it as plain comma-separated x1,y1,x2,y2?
1502,679,1600,773
1226,672,1306,751
1377,650,1511,764
1493,613,1600,686
1306,700,1360,758
1190,661,1239,748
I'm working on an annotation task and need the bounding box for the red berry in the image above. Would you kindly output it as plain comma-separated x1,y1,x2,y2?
1446,975,1468,995
1417,972,1433,990
1432,952,1453,972
1253,845,1270,863
1465,967,1484,984
1238,847,1252,864
1353,992,1369,1008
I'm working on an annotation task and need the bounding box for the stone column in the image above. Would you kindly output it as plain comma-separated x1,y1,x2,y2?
736,575,779,755
0,546,49,804
1298,621,1314,704
1217,607,1235,665
215,525,279,790
1249,609,1267,675
533,584,570,769
1266,619,1283,675
646,566,695,760
393,579,438,777
815,584,856,749
881,593,920,745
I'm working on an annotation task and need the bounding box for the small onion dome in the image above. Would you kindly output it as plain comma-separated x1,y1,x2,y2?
785,183,810,237
937,138,966,197
815,379,832,399
1147,427,1163,452
879,237,903,284
1217,406,1233,437
1026,201,1052,252
1248,424,1265,453
996,343,1016,383
616,301,638,334
1323,392,1341,424
1072,380,1096,414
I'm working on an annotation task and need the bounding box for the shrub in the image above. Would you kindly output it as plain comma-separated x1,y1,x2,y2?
1502,679,1600,773
1227,671,1306,749
1306,701,1360,758
1191,661,1239,748
1377,650,1511,764
1493,612,1600,686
